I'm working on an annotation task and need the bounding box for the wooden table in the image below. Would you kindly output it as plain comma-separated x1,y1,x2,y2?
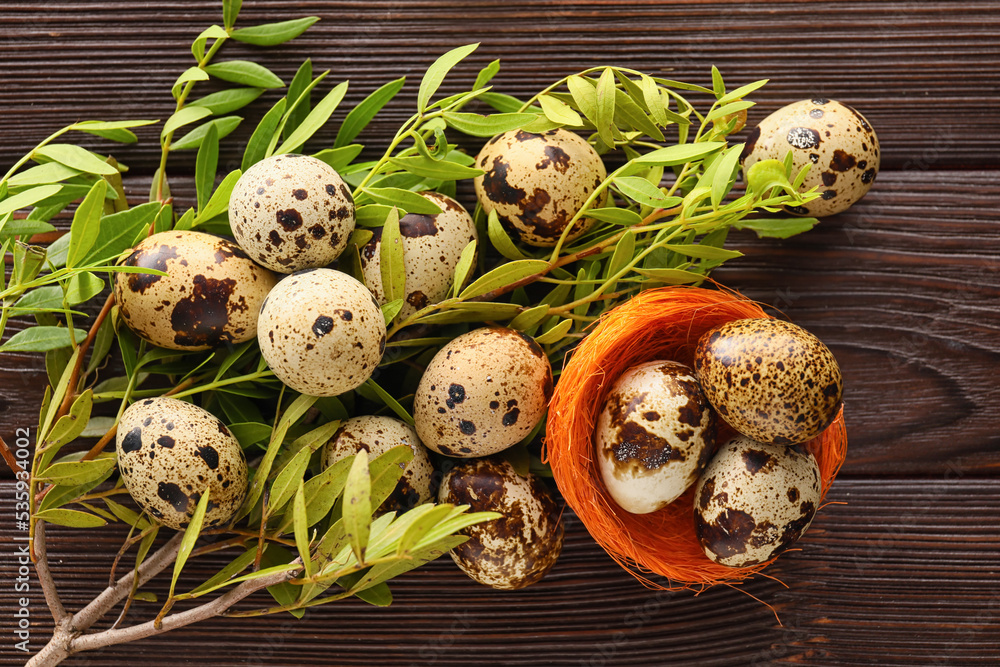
2,1,999,664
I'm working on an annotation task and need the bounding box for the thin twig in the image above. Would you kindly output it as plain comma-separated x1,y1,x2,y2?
33,522,69,623
54,293,115,422
68,564,300,653
0,433,25,476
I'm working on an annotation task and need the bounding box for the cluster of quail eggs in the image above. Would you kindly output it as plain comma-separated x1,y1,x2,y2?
593,317,842,568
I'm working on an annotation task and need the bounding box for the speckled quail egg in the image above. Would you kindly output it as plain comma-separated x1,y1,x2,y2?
229,154,356,272
360,191,478,319
741,98,880,217
116,397,248,531
595,360,716,514
257,268,385,397
474,128,607,247
694,435,821,567
413,327,553,458
322,415,434,513
114,230,277,351
693,318,843,446
439,457,563,590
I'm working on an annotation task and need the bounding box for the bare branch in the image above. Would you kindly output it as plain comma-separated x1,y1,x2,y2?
69,564,301,653
33,522,69,623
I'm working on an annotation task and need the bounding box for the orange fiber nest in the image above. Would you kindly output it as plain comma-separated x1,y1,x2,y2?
544,285,848,591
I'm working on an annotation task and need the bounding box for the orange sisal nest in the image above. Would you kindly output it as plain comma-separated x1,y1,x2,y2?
544,285,848,591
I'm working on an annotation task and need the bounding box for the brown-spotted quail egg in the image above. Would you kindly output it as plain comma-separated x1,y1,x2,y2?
116,397,248,531
257,268,386,397
474,128,607,247
114,230,277,351
595,360,716,514
413,327,553,458
360,191,478,319
693,318,843,446
322,415,434,513
694,435,821,567
741,98,880,217
229,154,355,272
438,457,563,590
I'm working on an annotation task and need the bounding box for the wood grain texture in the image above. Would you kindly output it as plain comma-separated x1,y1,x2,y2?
1,1,999,171
2,479,999,666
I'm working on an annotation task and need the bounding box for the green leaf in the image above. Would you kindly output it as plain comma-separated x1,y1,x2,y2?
275,81,349,155
72,120,153,144
509,304,549,331
223,0,242,30
417,43,478,112
284,60,314,138
711,144,745,209
35,508,106,528
82,202,161,265
378,299,402,325
706,100,755,123
613,88,665,141
169,488,211,600
191,87,264,115
634,267,706,285
361,188,441,215
605,231,635,292
312,145,363,173
65,180,107,268
633,141,727,166
640,74,669,126
171,117,242,151
718,79,768,105
388,156,482,181
40,388,92,453
188,548,257,597
230,17,319,46
7,162,80,187
204,61,284,89
15,286,63,311
228,422,273,448
711,66,725,98
269,447,313,516
172,66,210,98
191,24,228,62
586,207,643,226
417,301,522,325
451,239,477,297
343,452,372,562
595,68,617,146
378,207,405,303
367,446,413,511
485,209,525,261
746,159,796,195
362,377,414,426
64,272,104,306
242,98,287,171
535,318,572,344
443,112,535,137
566,75,598,124
102,497,150,530
0,219,54,240
293,480,313,577
474,59,501,90
298,457,353,528
38,457,115,486
0,185,64,217
460,259,547,299
33,145,118,176
354,582,392,606
0,326,86,353
538,94,583,126
663,243,742,261
195,124,219,213
162,106,213,138
336,77,406,148
195,170,240,224
734,216,820,239
612,176,678,208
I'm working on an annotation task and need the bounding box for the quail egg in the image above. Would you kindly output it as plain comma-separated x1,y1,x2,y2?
595,360,716,514
741,98,880,217
322,415,434,513
694,435,821,567
413,327,553,458
693,318,842,446
116,397,248,530
114,230,277,351
360,191,478,319
229,154,355,272
257,268,386,397
474,128,607,246
439,457,563,590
